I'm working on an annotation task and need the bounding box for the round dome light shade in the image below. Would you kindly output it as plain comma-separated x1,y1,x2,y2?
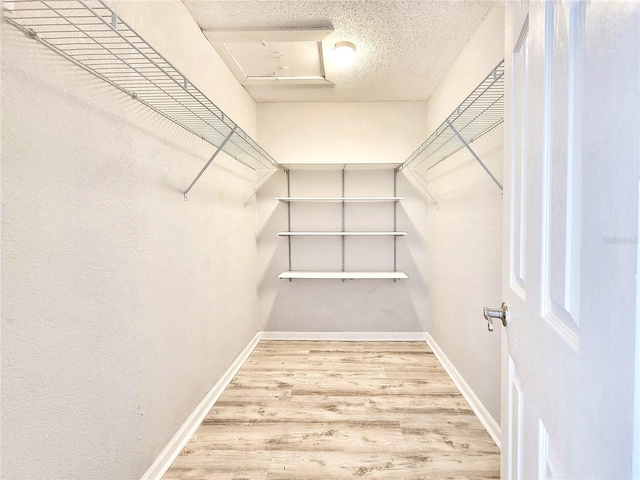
332,41,357,69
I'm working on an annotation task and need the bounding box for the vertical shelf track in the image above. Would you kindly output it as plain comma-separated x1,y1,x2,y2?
393,170,398,282
287,172,292,282
341,168,346,282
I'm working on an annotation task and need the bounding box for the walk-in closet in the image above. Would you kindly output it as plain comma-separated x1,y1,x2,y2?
2,1,639,479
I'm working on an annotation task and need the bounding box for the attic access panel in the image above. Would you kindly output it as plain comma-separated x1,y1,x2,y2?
204,29,336,85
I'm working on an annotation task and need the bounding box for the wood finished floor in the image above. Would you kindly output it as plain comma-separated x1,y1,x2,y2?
163,341,500,479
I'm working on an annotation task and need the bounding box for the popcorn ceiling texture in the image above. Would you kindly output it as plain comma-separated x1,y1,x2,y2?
182,0,494,102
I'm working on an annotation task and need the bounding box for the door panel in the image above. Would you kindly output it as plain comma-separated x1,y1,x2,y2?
503,2,639,479
510,18,528,298
508,357,524,480
538,419,567,480
541,2,583,345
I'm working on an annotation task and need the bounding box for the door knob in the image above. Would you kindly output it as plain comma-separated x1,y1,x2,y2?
483,302,509,332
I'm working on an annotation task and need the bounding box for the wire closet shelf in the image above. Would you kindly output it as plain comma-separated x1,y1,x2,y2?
397,61,504,177
5,0,284,175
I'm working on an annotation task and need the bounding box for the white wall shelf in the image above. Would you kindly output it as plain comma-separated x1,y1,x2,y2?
279,168,405,280
5,0,285,200
282,163,402,171
279,271,408,280
275,196,403,203
278,231,407,236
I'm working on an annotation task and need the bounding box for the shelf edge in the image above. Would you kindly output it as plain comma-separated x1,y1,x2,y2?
278,271,409,279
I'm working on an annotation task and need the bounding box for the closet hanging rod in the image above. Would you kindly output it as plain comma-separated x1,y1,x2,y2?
397,61,504,183
5,0,286,176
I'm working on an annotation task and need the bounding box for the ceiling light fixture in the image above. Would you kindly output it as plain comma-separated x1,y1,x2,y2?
332,41,356,69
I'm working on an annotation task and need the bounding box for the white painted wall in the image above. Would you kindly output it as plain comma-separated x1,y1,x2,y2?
1,2,261,478
422,4,505,425
256,103,430,333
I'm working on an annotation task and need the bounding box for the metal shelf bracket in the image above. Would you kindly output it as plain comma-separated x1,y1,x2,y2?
446,120,503,191
408,171,439,207
243,166,286,207
184,126,237,200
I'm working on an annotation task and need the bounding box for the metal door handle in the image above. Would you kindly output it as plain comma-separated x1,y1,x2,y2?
483,302,509,332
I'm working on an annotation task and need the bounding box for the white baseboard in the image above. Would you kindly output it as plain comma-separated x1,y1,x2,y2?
140,331,261,480
425,332,501,449
260,331,428,341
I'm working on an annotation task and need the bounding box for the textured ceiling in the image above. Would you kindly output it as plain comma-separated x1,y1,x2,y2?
182,0,494,103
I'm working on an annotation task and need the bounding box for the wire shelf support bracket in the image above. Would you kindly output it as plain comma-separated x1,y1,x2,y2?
243,166,285,208
446,120,503,191
404,170,439,207
5,0,286,198
397,61,504,191
184,126,237,200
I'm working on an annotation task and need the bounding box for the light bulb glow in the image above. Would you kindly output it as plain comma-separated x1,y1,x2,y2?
332,41,356,69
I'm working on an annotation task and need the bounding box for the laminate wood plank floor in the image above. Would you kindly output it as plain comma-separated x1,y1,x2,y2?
163,341,500,479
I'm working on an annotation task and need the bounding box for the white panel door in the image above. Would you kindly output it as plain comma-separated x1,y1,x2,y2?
502,2,640,479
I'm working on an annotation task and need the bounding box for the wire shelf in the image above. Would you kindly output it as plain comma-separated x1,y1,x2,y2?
5,0,284,174
397,61,504,174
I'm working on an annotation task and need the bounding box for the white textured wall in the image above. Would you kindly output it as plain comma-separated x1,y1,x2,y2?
424,3,505,425
1,2,260,478
256,103,429,333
